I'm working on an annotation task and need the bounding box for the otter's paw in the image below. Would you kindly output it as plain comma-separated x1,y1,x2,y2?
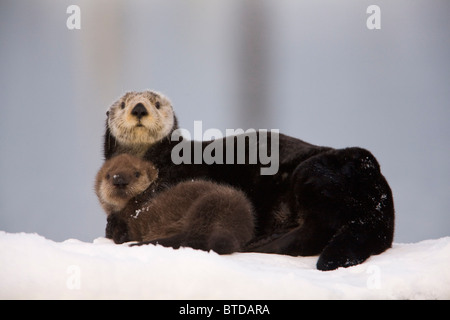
105,214,130,244
316,252,366,271
316,239,368,271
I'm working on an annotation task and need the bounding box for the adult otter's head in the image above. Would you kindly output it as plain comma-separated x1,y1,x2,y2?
105,90,177,158
95,154,158,214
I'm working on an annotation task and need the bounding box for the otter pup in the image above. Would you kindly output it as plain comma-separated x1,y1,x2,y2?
102,90,395,271
95,154,255,254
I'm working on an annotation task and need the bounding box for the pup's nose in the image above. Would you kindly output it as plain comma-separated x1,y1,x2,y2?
131,103,148,119
113,175,128,188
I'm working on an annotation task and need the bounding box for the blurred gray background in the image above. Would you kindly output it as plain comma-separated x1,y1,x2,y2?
1,0,449,243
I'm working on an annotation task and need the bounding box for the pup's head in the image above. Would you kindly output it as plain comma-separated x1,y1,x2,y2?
95,154,158,214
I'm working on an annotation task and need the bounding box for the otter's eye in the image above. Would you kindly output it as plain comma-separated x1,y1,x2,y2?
106,174,110,179
120,102,125,109
155,101,161,109
106,110,110,117
135,172,141,178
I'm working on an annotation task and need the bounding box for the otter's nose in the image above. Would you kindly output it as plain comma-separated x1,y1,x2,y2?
113,175,128,188
131,103,148,119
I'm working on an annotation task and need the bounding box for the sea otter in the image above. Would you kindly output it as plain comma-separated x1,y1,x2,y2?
102,90,395,271
95,153,255,254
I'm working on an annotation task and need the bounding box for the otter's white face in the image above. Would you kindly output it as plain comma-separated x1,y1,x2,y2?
107,90,175,149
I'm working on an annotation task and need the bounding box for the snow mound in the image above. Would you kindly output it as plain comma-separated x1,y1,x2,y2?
1,231,449,299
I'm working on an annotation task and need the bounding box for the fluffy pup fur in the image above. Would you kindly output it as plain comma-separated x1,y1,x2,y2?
95,154,255,254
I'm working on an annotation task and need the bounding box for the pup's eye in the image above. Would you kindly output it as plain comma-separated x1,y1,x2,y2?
120,102,125,109
106,174,110,179
155,101,161,109
135,172,141,178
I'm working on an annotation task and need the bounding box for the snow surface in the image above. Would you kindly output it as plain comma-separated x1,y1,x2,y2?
1,231,449,299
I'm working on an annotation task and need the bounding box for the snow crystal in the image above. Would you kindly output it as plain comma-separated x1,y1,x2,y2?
375,194,388,213
132,209,141,219
362,156,375,169
131,207,150,219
